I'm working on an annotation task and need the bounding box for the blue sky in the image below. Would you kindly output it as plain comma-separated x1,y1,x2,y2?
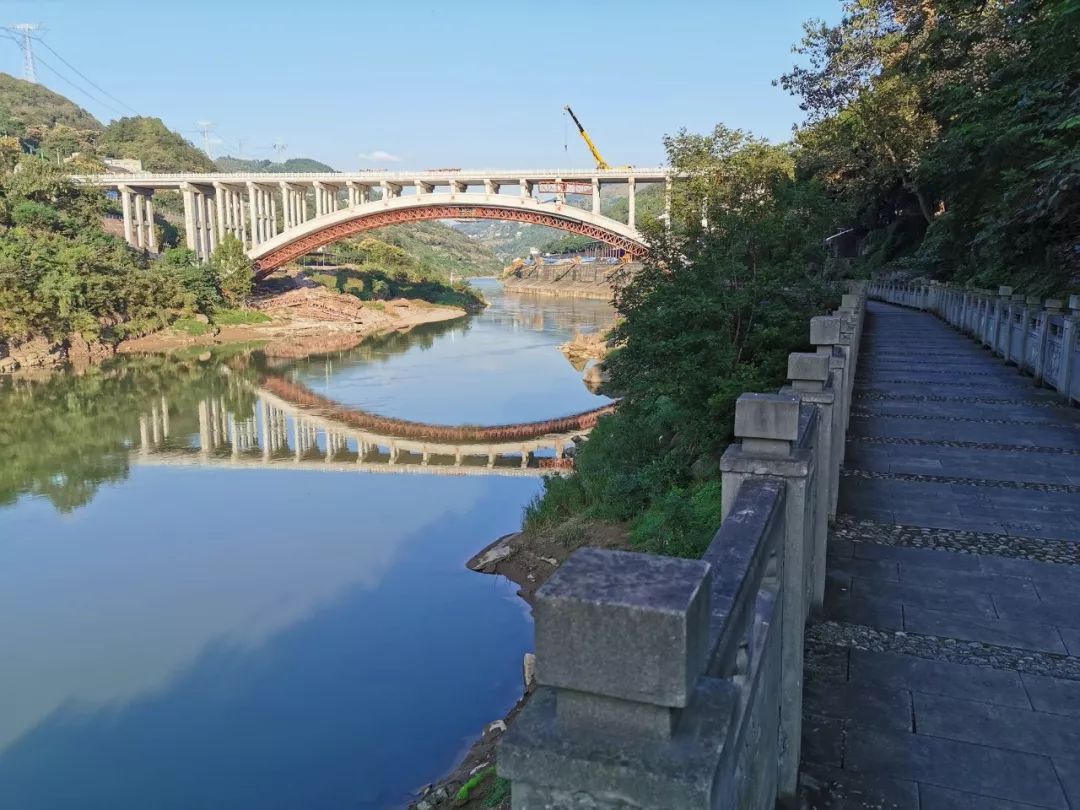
1,1,840,169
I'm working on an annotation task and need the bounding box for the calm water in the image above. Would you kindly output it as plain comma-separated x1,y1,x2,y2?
0,279,615,809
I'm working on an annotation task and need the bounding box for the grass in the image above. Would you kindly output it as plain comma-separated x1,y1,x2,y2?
455,767,492,804
483,777,511,807
211,308,271,326
171,317,212,336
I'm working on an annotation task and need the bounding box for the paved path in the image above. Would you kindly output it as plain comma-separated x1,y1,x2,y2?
801,301,1080,809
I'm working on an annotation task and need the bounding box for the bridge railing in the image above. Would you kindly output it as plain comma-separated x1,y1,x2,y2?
868,281,1080,405
499,287,866,808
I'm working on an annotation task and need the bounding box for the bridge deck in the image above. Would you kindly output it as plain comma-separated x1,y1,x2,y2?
801,301,1080,809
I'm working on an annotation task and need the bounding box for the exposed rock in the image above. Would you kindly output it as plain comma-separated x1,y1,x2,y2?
485,719,507,737
468,543,513,572
194,313,210,324
4,337,65,371
523,653,536,688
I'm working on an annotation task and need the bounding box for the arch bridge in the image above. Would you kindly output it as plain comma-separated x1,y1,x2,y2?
74,167,673,276
133,375,614,477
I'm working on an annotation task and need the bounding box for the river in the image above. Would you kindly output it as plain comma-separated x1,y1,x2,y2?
0,279,615,809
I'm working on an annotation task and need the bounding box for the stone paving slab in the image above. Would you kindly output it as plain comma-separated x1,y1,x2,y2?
802,300,1080,809
919,784,1056,810
848,648,1031,709
902,605,1068,654
801,764,920,809
844,725,1069,807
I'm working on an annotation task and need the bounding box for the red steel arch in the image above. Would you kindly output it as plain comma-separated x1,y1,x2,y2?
253,204,647,278
260,374,616,442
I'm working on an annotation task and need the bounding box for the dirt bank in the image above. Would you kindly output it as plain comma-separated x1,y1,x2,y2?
119,272,467,357
411,520,629,810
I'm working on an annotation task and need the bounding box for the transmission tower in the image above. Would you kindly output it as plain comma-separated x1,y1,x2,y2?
197,120,215,158
272,140,288,160
11,23,41,82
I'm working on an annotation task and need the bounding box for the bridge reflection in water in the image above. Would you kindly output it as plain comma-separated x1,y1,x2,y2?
134,377,612,478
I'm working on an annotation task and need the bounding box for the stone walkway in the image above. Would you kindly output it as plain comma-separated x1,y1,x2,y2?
800,301,1080,809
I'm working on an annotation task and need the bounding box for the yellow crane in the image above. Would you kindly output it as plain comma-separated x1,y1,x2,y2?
564,105,612,170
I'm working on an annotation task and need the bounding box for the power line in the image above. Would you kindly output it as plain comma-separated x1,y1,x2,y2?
29,34,138,114
30,51,128,118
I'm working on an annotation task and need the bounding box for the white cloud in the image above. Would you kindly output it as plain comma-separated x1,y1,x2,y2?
358,149,402,163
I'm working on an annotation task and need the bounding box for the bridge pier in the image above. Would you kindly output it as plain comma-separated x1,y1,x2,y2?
118,185,157,253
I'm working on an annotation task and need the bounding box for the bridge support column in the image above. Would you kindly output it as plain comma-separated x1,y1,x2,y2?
627,176,636,230
181,184,197,254
519,178,532,201
246,183,261,247
591,176,600,215
214,183,227,245
142,193,157,253
133,189,145,249
270,194,278,238
120,186,135,246
280,183,292,230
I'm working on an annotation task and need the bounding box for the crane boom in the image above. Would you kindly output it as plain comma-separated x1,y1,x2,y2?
564,105,611,170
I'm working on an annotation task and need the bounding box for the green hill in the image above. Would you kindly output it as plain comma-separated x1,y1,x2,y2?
0,73,101,134
215,155,335,173
98,117,216,172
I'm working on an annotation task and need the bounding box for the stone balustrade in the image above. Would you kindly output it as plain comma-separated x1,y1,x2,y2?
868,281,1080,405
499,286,866,808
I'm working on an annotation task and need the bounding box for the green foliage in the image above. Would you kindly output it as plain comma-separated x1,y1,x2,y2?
306,231,489,310
0,73,101,135
0,354,258,512
172,317,212,336
540,234,594,254
781,0,1080,293
455,768,492,803
215,155,335,173
363,222,501,277
210,236,255,306
0,161,186,345
159,247,222,313
483,777,511,807
211,308,270,325
98,116,216,172
528,126,838,556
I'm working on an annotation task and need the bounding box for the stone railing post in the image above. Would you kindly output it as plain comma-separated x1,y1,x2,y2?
992,286,1013,354
1060,295,1080,404
499,547,714,807
810,315,846,519
720,393,810,800
1007,294,1026,364
781,352,834,613
1022,295,1042,374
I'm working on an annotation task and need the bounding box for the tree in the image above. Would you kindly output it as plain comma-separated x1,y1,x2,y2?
210,236,255,306
528,125,838,556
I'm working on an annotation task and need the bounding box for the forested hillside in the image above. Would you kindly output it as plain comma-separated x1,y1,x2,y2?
780,0,1078,294
0,73,100,132
215,155,335,173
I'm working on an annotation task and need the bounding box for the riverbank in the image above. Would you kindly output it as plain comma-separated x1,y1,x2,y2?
411,520,629,810
1,273,468,373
